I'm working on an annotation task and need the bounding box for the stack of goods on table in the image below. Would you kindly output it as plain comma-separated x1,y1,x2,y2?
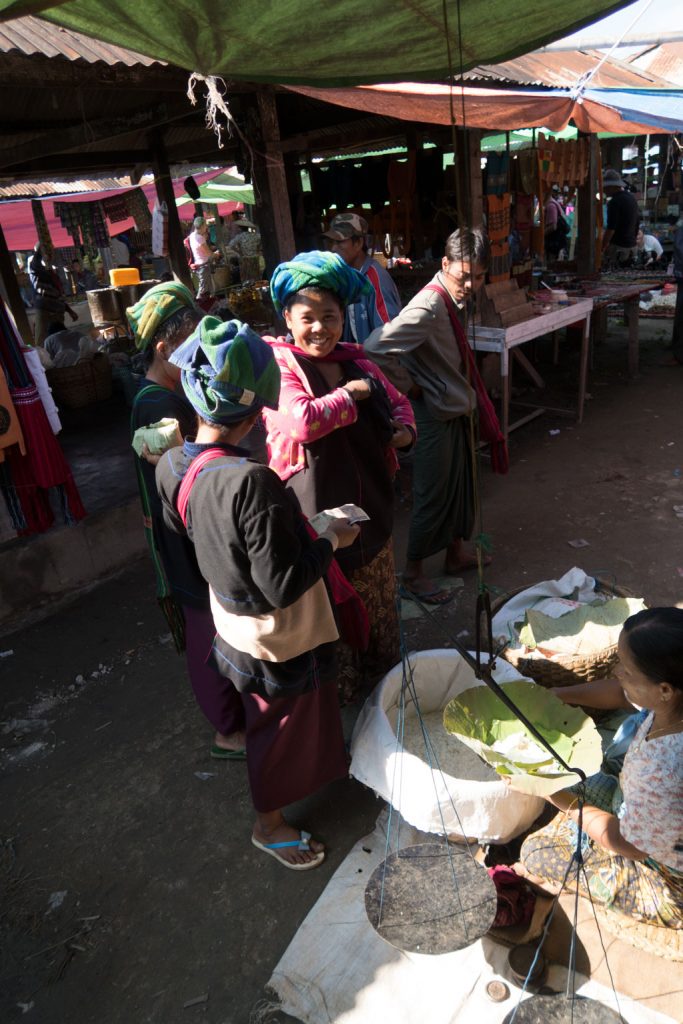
225,281,274,330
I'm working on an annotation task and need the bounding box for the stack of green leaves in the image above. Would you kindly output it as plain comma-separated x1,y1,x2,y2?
443,680,602,796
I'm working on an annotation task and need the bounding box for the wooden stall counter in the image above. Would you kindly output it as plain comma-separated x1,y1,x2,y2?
468,297,594,439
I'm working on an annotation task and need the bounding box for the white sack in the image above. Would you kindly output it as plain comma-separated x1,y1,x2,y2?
349,649,544,844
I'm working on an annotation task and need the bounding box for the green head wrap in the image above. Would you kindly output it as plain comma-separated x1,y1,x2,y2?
126,281,199,351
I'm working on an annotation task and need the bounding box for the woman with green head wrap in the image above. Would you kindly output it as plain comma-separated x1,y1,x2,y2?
156,316,359,869
127,282,247,761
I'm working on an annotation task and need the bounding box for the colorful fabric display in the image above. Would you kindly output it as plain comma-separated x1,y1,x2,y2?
486,152,510,196
126,188,152,231
0,300,85,536
102,193,129,223
0,365,25,463
488,240,511,282
486,193,511,241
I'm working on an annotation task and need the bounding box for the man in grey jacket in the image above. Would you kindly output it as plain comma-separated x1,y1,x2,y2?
365,227,490,603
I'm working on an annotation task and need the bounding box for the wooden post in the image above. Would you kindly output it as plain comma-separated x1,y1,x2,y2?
0,221,34,344
254,88,296,274
453,127,483,231
577,133,599,277
148,130,193,291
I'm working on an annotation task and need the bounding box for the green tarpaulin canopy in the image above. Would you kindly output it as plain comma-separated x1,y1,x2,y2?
176,172,255,208
0,1,631,86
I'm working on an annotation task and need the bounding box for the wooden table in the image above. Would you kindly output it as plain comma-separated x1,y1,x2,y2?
576,280,663,378
467,298,594,439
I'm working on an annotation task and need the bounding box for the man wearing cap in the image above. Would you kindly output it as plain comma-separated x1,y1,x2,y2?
324,212,401,344
544,185,569,260
601,169,640,265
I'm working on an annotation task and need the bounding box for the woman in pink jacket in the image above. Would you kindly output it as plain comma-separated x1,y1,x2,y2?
264,251,416,702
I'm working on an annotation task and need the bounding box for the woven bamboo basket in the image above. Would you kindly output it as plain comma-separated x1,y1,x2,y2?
491,576,635,689
594,906,683,962
86,287,124,326
211,265,231,291
47,354,113,410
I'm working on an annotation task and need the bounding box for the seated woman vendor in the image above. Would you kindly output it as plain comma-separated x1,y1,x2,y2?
519,607,683,929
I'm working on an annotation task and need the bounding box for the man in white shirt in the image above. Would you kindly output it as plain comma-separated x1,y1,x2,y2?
188,217,218,298
636,229,664,265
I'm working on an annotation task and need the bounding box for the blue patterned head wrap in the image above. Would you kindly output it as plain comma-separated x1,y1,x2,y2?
270,250,373,313
170,316,280,425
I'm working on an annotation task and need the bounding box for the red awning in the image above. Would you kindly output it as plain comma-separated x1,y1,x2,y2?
285,82,671,135
0,168,240,252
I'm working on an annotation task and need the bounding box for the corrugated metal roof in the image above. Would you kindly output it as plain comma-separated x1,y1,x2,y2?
628,43,683,87
0,14,163,66
465,49,676,90
0,174,151,198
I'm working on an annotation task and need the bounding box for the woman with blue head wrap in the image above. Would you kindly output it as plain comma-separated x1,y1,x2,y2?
128,282,250,764
156,315,359,870
263,251,417,704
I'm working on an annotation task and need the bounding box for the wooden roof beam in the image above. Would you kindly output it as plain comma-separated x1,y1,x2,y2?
0,103,193,171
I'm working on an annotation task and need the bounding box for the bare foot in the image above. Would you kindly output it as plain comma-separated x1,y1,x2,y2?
252,817,324,867
444,552,492,573
213,730,246,751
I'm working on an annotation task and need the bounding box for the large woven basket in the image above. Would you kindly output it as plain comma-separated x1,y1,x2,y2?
47,354,113,410
491,576,635,689
595,906,683,962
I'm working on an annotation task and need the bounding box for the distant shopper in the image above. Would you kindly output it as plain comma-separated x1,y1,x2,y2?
28,244,78,344
636,229,664,266
188,217,218,298
601,169,639,265
71,258,99,293
544,184,569,260
324,213,401,343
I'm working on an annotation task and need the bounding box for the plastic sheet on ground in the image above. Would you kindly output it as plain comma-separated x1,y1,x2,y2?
267,810,675,1024
350,649,544,843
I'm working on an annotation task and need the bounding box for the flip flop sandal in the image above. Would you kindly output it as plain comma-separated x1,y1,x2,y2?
400,582,456,606
251,829,325,871
210,745,247,760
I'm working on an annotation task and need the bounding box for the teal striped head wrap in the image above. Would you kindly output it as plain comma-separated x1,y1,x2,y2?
270,250,373,313
170,316,280,425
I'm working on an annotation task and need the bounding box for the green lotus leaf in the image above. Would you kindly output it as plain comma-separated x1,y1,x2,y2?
443,679,603,796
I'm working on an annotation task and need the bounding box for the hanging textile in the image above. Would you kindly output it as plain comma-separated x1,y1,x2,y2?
485,152,509,196
0,365,26,463
102,193,129,223
0,301,86,536
126,188,152,231
54,200,111,250
488,240,511,283
486,193,510,241
31,200,53,259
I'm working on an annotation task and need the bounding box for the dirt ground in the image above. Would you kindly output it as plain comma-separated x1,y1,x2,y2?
1,318,682,1024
